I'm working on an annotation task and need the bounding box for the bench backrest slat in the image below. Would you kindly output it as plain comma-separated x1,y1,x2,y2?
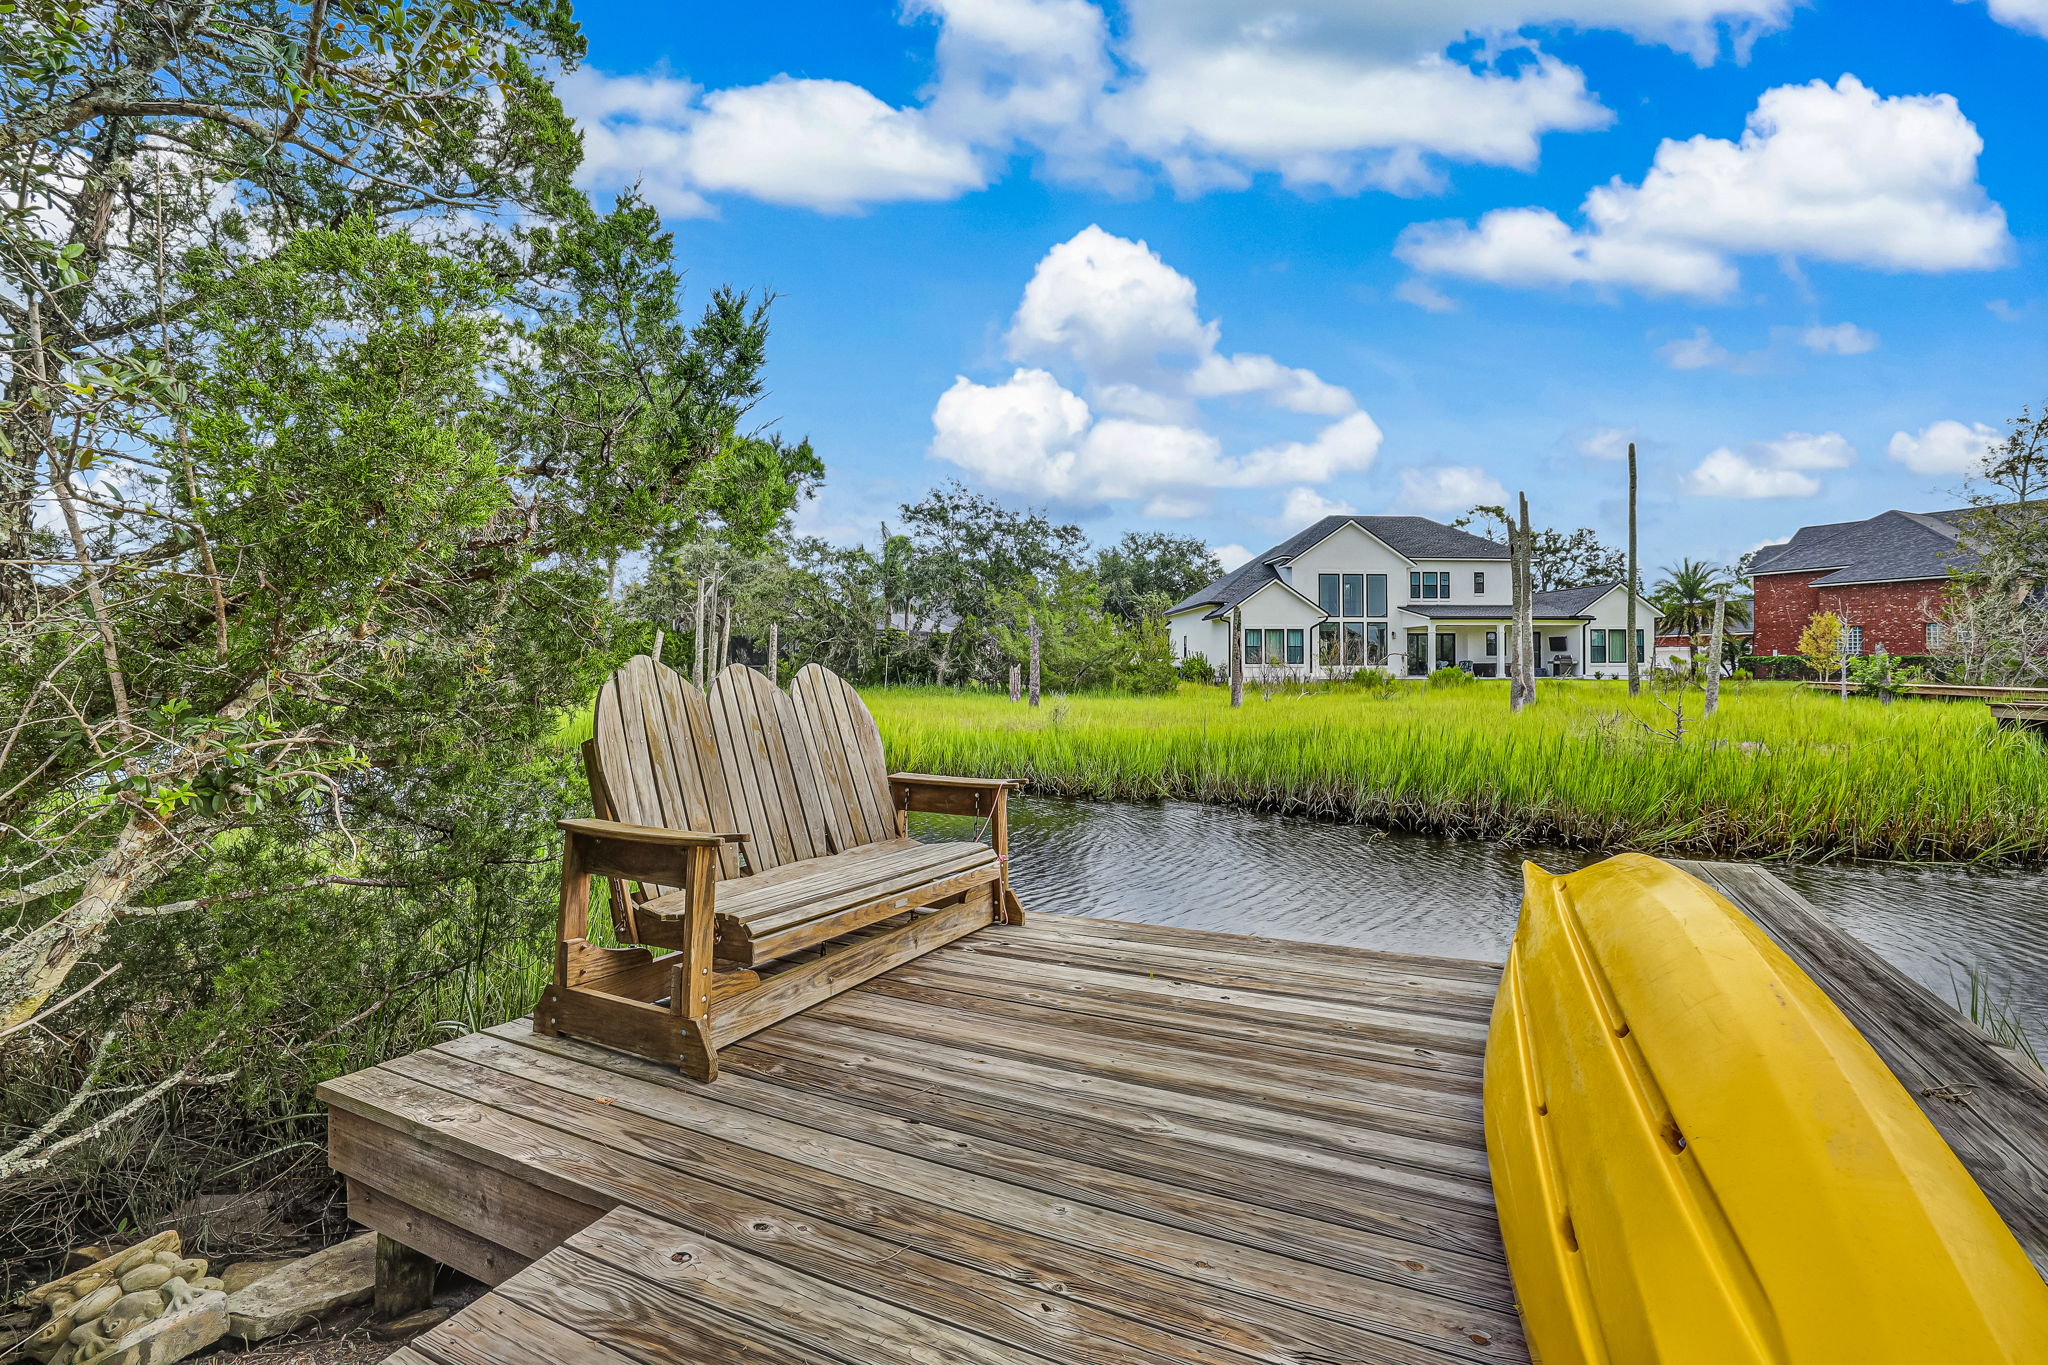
790,663,898,851
705,664,834,871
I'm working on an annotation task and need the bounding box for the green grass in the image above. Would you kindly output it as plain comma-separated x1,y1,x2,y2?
862,680,2047,863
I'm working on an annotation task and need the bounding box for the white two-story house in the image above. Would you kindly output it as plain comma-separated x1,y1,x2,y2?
1167,514,1657,679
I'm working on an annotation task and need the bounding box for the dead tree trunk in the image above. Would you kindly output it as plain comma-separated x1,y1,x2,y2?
1027,619,1042,707
691,581,707,689
719,599,732,671
1512,494,1535,712
1627,441,1641,698
1704,588,1728,718
1009,663,1021,703
767,620,779,683
1229,606,1244,708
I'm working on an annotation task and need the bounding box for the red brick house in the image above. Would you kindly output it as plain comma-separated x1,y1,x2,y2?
1749,507,1975,657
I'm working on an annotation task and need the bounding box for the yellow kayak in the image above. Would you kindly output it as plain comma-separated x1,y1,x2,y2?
1486,853,2048,1364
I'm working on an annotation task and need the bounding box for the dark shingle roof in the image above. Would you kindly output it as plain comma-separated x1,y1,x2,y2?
1397,582,1624,621
1749,507,1981,586
1167,515,1510,619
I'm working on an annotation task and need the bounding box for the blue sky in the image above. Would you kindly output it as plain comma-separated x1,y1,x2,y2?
562,0,2047,571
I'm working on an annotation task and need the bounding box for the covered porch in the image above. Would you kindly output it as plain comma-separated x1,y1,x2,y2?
1398,611,1592,678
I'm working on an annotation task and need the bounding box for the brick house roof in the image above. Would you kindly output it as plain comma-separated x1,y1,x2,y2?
1748,507,1980,587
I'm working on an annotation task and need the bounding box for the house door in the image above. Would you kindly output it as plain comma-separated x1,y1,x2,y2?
1436,632,1458,670
1406,632,1427,676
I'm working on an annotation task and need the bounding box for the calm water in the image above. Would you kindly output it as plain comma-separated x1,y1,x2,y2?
915,796,2048,1043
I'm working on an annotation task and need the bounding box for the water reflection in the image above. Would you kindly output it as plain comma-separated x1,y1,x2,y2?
914,796,2048,1042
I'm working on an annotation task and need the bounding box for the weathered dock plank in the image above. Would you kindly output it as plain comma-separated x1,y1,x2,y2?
1677,859,2048,1278
322,911,1523,1364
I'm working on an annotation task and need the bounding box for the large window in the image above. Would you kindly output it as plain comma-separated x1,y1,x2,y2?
1409,571,1421,599
1590,632,1607,664
1341,573,1363,617
1486,630,1499,658
1366,622,1388,664
1264,629,1285,663
1286,629,1305,665
1243,630,1261,664
1366,574,1387,617
1926,622,1943,650
1845,625,1863,655
1602,628,1644,663
1318,573,1340,616
1343,622,1365,665
1410,570,1449,600
1317,621,1339,666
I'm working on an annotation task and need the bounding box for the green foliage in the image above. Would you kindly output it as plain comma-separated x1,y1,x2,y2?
1094,531,1222,625
1426,665,1476,688
1844,653,1926,696
1934,401,2048,685
0,0,810,1262
1454,505,1625,590
1797,611,1847,680
1177,652,1217,685
992,568,1177,695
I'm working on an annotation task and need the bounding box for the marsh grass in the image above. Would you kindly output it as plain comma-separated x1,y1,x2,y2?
863,680,2047,863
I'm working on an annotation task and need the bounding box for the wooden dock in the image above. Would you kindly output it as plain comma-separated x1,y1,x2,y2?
324,863,2048,1363
323,912,1523,1364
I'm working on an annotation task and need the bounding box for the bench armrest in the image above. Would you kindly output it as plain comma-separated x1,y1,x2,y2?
889,773,1021,822
558,818,747,846
887,773,1025,790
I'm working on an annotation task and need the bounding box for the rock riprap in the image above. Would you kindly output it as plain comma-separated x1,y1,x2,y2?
6,1232,227,1365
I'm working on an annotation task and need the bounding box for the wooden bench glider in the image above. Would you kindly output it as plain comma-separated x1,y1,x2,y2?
535,659,1023,1080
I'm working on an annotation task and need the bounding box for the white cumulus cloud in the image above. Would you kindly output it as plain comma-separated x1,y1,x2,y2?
1979,0,2048,37
1660,327,1734,370
1398,465,1508,515
565,0,1811,216
1798,321,1878,354
562,69,985,214
1268,485,1358,531
1888,420,2000,476
1575,426,1638,460
1212,543,1254,571
1682,430,1856,498
1398,75,2010,299
930,226,1379,511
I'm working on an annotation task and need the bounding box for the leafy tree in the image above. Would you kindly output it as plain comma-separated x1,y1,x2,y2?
898,482,1087,682
1798,611,1847,681
1935,403,2048,684
1650,558,1734,674
0,4,811,1214
1095,531,1221,624
992,568,1175,695
1453,506,1625,591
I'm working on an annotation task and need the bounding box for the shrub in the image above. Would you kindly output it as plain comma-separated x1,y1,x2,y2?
1426,665,1476,688
1178,652,1217,685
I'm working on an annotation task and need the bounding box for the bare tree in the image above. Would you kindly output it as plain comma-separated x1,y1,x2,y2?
1511,494,1536,712
1229,606,1245,708
1028,618,1042,707
1009,663,1022,703
1627,442,1641,698
1704,588,1728,717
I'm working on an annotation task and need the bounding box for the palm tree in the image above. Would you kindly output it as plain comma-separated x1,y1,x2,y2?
1651,558,1732,675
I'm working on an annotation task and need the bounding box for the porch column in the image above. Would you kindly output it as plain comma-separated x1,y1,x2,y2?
1427,624,1437,676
